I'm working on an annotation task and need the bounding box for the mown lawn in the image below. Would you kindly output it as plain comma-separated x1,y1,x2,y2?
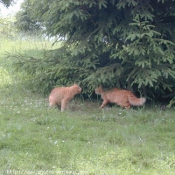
0,38,175,175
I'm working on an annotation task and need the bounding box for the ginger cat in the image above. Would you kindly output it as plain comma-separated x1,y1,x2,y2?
95,86,146,109
49,83,82,112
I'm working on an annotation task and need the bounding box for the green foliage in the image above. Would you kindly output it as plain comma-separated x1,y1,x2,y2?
13,0,175,102
15,0,42,34
0,0,14,7
167,97,175,108
0,17,17,38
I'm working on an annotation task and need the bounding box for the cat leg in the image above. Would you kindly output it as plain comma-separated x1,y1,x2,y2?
100,100,109,108
49,100,57,107
61,99,69,112
125,105,130,109
124,102,130,109
118,102,130,109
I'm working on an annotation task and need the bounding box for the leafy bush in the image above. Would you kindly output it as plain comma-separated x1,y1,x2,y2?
12,0,175,103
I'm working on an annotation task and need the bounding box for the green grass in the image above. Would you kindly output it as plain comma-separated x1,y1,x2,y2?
0,38,175,175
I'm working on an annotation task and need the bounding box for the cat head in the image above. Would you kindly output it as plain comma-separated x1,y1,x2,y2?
95,86,103,94
73,83,82,94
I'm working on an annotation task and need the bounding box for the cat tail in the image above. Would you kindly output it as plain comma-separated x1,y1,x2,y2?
128,93,146,106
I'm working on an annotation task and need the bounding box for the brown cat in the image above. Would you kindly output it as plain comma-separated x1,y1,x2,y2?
49,83,82,112
95,86,146,109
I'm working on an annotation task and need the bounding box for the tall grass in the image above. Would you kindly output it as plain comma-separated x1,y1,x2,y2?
0,38,175,175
